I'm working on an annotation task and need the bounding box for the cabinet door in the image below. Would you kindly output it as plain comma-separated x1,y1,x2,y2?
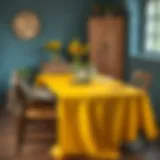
88,18,107,73
104,17,125,79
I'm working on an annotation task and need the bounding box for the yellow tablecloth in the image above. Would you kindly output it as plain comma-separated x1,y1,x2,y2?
36,74,158,159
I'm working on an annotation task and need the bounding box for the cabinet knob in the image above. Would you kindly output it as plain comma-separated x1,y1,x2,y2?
101,43,109,55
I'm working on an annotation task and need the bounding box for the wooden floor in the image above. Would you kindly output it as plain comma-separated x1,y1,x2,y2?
0,110,53,160
0,110,159,160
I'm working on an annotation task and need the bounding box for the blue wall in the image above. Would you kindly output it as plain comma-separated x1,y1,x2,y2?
0,0,95,102
126,0,160,122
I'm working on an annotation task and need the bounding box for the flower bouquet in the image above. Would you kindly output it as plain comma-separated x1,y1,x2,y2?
44,40,62,62
68,39,91,84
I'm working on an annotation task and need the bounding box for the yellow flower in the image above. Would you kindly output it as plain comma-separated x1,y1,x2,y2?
44,40,62,52
68,40,89,56
68,40,81,55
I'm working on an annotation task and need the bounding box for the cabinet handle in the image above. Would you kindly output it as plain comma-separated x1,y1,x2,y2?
101,43,109,55
96,43,109,56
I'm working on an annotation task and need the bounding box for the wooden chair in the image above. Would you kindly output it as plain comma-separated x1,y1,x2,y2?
15,83,57,154
7,72,57,155
130,70,152,91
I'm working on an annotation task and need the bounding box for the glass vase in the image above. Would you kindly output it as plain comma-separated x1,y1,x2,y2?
72,56,91,84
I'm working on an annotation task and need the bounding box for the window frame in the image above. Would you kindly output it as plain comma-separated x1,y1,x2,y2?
143,0,160,55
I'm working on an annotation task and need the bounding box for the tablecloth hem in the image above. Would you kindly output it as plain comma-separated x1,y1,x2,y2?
50,146,120,159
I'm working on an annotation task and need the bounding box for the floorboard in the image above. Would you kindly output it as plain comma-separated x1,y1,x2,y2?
0,110,159,160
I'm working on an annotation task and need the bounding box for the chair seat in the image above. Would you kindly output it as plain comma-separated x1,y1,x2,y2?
25,107,56,120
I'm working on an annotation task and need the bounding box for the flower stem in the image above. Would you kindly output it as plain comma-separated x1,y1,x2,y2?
74,55,81,65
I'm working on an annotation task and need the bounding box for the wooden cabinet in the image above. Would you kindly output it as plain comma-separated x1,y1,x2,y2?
88,15,126,79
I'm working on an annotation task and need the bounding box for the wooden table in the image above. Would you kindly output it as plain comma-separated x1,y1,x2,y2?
36,73,158,159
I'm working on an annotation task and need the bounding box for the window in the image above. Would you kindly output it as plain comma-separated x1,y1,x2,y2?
145,0,160,53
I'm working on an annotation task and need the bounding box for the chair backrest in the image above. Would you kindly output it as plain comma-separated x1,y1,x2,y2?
130,70,152,90
7,70,54,111
19,78,54,102
6,84,26,116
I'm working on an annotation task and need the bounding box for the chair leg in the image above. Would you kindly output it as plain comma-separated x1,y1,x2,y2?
15,115,26,155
